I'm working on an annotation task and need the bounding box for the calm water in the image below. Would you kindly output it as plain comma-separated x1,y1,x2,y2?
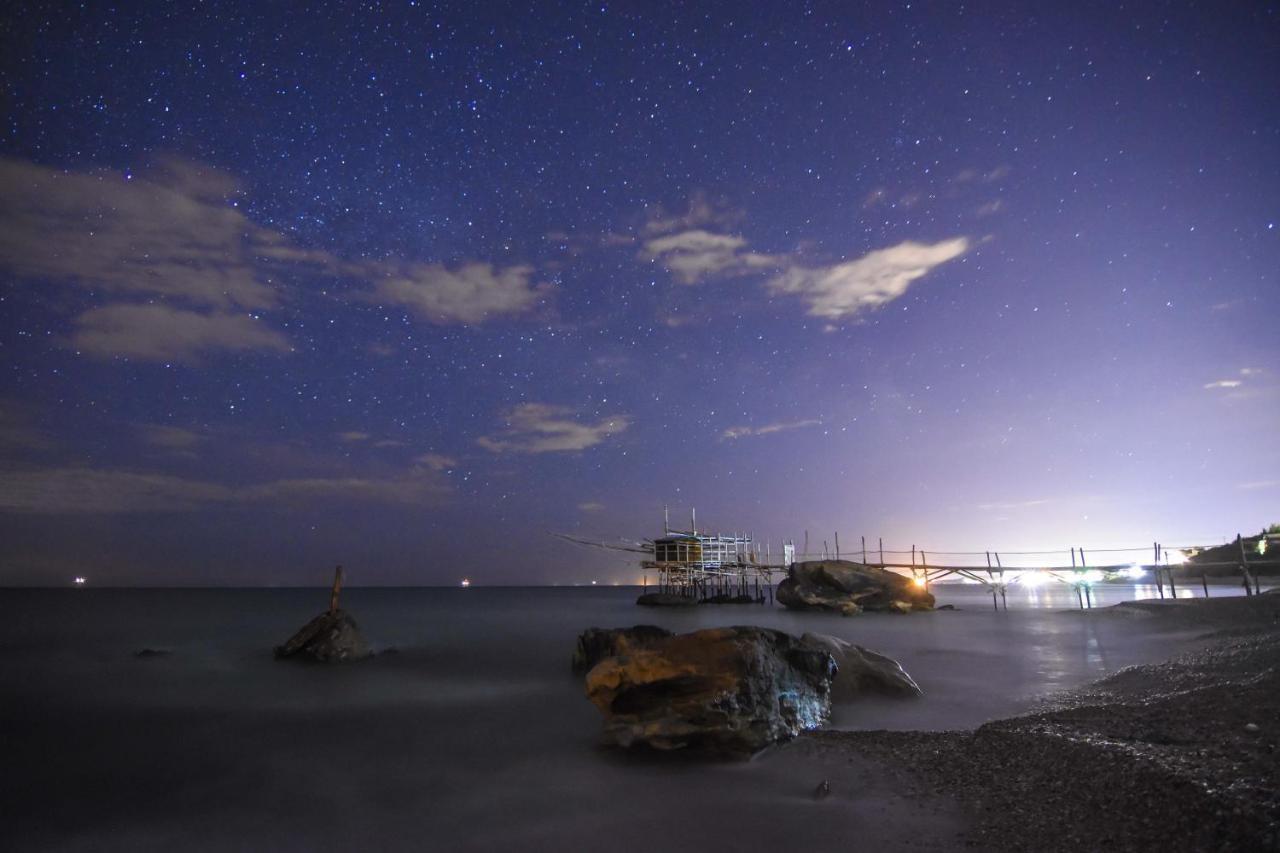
0,583,1259,852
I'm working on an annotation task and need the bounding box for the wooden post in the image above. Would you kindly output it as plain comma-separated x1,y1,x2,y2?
1201,570,1209,598
804,530,809,560
1154,542,1164,599
986,551,998,611
921,551,930,591
1236,534,1252,596
329,565,344,613
879,537,884,566
1164,547,1177,597
862,536,867,564
835,532,840,561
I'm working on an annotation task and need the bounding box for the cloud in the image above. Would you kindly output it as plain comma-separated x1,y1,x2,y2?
69,304,291,361
415,452,458,471
0,468,235,513
766,237,969,320
0,402,54,451
0,157,550,362
369,262,545,324
0,157,317,310
642,191,741,236
976,499,1049,511
721,419,821,440
577,501,605,512
477,403,629,454
338,431,371,442
0,465,449,513
642,229,779,285
138,424,205,450
1238,480,1279,491
1205,369,1262,391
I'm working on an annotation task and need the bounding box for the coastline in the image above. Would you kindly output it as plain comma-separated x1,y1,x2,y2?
809,592,1280,852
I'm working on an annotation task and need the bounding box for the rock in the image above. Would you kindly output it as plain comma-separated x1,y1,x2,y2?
813,779,831,800
635,592,699,607
274,609,371,663
776,560,935,614
1245,722,1260,733
800,633,923,698
584,626,837,755
937,604,956,611
134,648,171,659
572,625,674,674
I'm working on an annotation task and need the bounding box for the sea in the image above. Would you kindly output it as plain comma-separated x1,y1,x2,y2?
0,582,1264,852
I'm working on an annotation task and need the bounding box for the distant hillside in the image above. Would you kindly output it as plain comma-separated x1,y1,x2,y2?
1181,529,1280,577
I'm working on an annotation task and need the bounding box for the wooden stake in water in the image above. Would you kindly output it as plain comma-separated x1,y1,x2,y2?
329,565,344,613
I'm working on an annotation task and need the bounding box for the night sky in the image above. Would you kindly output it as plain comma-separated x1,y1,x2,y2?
1,2,1276,586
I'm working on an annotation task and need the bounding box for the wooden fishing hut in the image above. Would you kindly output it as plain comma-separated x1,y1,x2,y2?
642,507,789,602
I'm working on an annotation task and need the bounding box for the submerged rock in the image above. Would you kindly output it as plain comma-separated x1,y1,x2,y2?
584,626,837,755
800,633,923,698
134,648,172,659
635,592,699,607
572,625,674,674
274,609,371,663
776,560,935,614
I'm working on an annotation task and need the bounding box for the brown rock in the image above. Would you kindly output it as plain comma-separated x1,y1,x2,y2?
583,626,837,755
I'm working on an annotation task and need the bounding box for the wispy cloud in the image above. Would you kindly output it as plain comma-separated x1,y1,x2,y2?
766,237,969,320
577,501,605,511
477,403,629,454
368,262,546,324
0,157,549,361
0,156,313,310
976,498,1049,511
0,465,449,513
721,419,821,440
641,191,742,236
138,424,205,450
1237,480,1279,491
338,431,371,442
70,304,291,361
1204,368,1263,391
642,229,779,285
415,452,458,471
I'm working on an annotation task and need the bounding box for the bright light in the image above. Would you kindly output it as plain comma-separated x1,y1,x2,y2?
1258,539,1268,556
912,576,926,588
73,576,86,585
1124,564,1146,579
1082,569,1104,583
1165,549,1188,565
1020,571,1046,587
460,578,471,588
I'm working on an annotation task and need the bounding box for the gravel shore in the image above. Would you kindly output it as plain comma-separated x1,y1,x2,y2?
810,592,1280,852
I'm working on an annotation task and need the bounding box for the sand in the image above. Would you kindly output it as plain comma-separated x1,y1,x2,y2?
812,592,1280,852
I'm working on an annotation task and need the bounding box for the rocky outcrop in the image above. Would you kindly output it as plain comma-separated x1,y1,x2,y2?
572,625,674,674
274,609,371,663
800,633,922,698
635,592,699,607
583,626,837,755
776,560,935,614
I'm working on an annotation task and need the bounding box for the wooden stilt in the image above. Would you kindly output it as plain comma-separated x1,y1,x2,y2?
1154,542,1165,599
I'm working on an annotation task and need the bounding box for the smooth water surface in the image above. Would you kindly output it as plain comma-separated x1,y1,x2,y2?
0,583,1258,851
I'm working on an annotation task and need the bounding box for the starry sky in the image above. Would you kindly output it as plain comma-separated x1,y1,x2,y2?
1,2,1277,586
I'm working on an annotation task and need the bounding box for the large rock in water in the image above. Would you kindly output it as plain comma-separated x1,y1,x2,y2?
800,633,922,698
776,560,935,614
584,626,837,755
572,625,674,674
274,609,371,663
